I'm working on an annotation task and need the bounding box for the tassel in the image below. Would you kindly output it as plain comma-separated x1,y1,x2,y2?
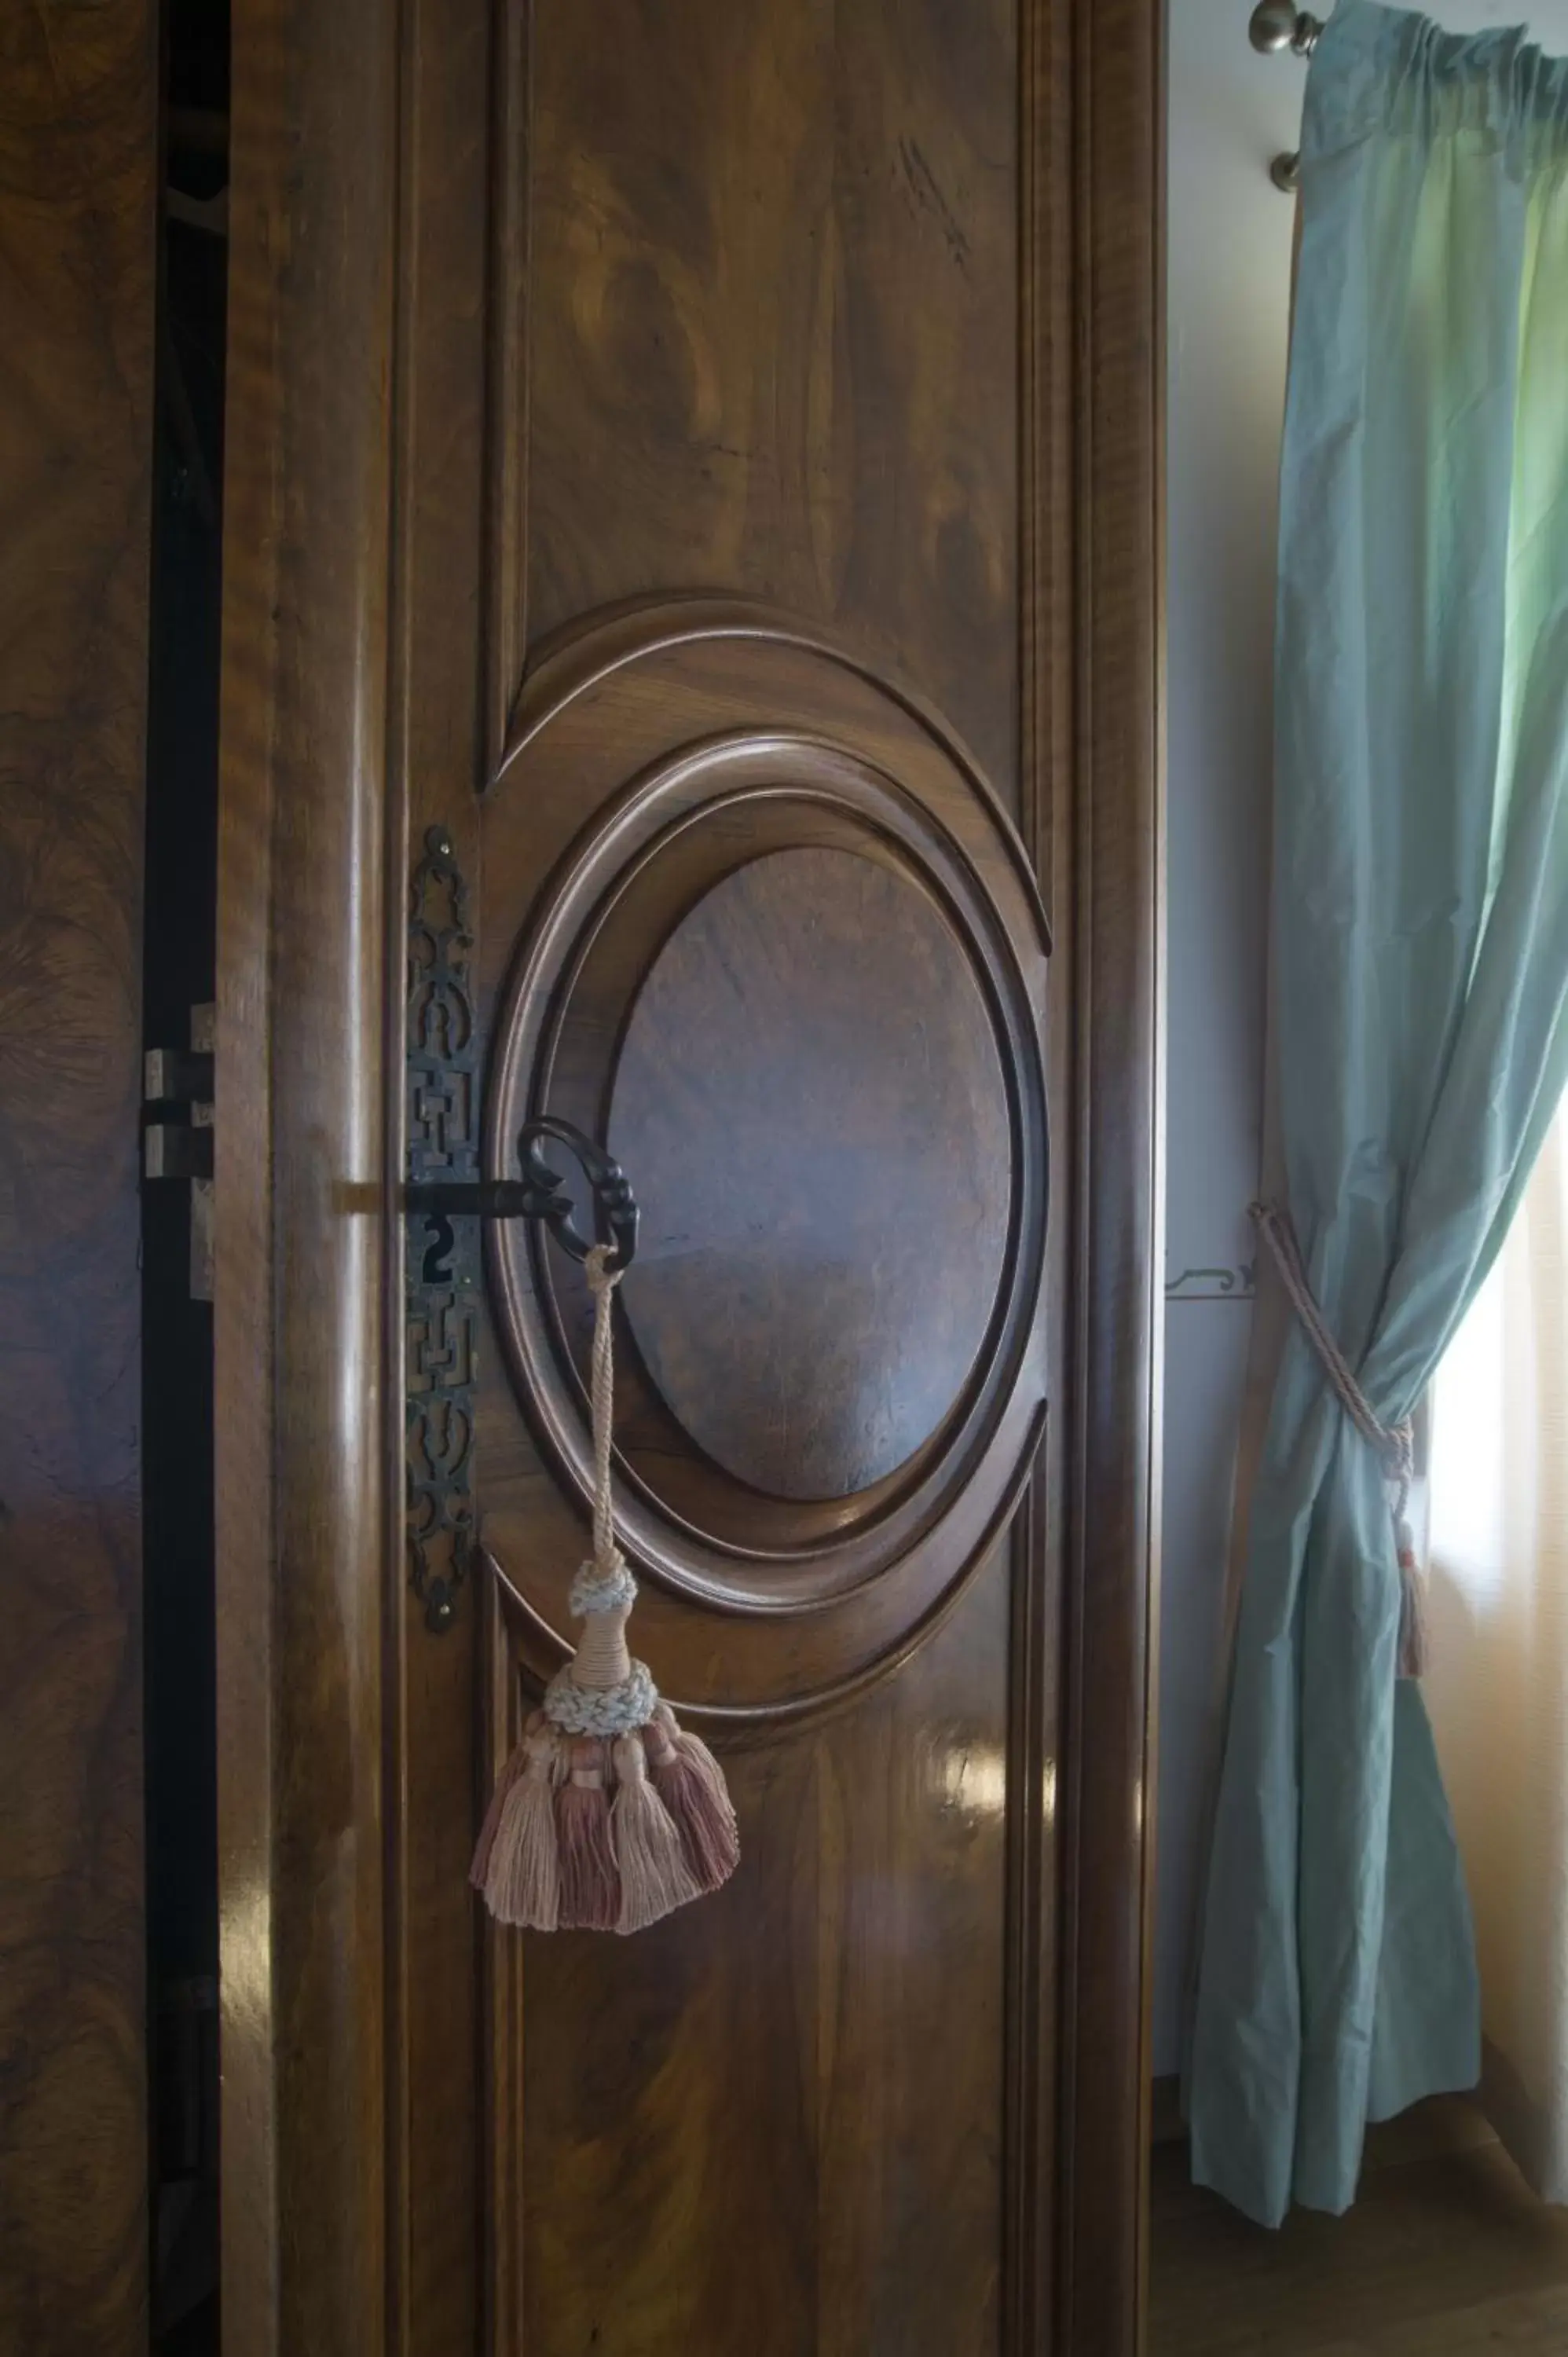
470,1717,534,1894
611,1732,702,1933
478,1717,562,1930
1396,1525,1428,1681
1249,1204,1437,1686
556,1737,621,1930
471,1244,742,1934
644,1706,739,1895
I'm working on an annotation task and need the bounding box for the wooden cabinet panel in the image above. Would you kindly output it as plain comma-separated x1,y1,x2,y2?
218,4,1162,2352
525,0,1017,791
460,607,1050,2351
516,1569,1013,2354
0,5,157,2349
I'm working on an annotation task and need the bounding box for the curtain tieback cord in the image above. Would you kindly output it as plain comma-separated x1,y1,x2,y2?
1249,1201,1427,1679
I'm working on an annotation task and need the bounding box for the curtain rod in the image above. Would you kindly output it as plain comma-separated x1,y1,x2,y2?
1249,3,1322,192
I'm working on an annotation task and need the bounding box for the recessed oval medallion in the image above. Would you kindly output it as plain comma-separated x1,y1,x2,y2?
607,845,1012,1501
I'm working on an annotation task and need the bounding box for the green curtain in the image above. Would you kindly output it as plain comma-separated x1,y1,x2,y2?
1187,0,1568,2228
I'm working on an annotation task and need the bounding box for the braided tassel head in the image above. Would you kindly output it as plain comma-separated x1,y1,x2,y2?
471,1241,739,1931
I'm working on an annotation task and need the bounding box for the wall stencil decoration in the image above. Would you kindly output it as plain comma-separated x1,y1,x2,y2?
1165,1263,1257,1301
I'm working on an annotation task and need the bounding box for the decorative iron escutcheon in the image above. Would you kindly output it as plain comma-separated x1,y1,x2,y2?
403,825,642,1632
405,826,479,1633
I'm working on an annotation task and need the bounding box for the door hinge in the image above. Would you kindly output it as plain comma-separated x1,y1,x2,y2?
145,1001,214,1301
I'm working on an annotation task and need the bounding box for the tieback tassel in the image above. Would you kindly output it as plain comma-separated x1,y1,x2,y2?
470,1243,739,1934
557,1738,621,1930
612,1732,702,1932
472,1711,563,1930
644,1706,740,1892
1396,1521,1430,1683
1250,1200,1431,1683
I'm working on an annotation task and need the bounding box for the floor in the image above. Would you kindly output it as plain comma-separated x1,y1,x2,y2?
1149,2095,1568,2355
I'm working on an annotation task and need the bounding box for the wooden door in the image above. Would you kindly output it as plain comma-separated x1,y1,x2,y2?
0,6,157,2349
448,605,1052,2351
218,4,1162,2353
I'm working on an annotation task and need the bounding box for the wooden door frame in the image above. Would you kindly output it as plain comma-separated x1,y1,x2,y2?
214,0,1163,2349
1021,5,1164,2347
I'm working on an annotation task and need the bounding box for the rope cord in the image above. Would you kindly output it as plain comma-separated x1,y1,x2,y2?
585,1242,624,1571
542,1241,652,1733
1249,1201,1414,1524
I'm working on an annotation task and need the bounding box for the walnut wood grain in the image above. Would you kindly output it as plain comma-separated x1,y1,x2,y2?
485,2,1044,2342
610,843,1011,1501
383,6,493,2348
517,1564,1015,2355
1057,1,1166,2345
477,626,1050,1707
218,0,1164,2350
216,0,400,2349
525,0,1018,795
482,4,1040,2335
0,6,156,2348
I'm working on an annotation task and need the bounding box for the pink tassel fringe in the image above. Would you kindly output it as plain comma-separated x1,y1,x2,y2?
611,1732,702,1934
644,1706,739,1895
470,1732,531,1895
474,1707,738,1933
475,1716,562,1931
557,1738,621,1930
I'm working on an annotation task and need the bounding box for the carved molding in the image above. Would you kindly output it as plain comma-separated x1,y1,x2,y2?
475,603,1052,1721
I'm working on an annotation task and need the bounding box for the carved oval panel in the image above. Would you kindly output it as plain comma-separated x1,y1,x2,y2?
609,845,1011,1500
475,604,1050,1714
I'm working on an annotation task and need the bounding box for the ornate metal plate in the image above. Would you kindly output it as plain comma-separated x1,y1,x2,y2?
405,825,478,1631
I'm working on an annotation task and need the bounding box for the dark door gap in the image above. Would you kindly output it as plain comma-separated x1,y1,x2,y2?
143,3,228,2348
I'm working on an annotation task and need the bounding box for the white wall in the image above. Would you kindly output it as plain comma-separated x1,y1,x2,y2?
1158,0,1297,2081
1158,0,1568,2084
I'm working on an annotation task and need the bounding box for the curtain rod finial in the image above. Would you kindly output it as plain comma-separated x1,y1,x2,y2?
1250,3,1322,60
